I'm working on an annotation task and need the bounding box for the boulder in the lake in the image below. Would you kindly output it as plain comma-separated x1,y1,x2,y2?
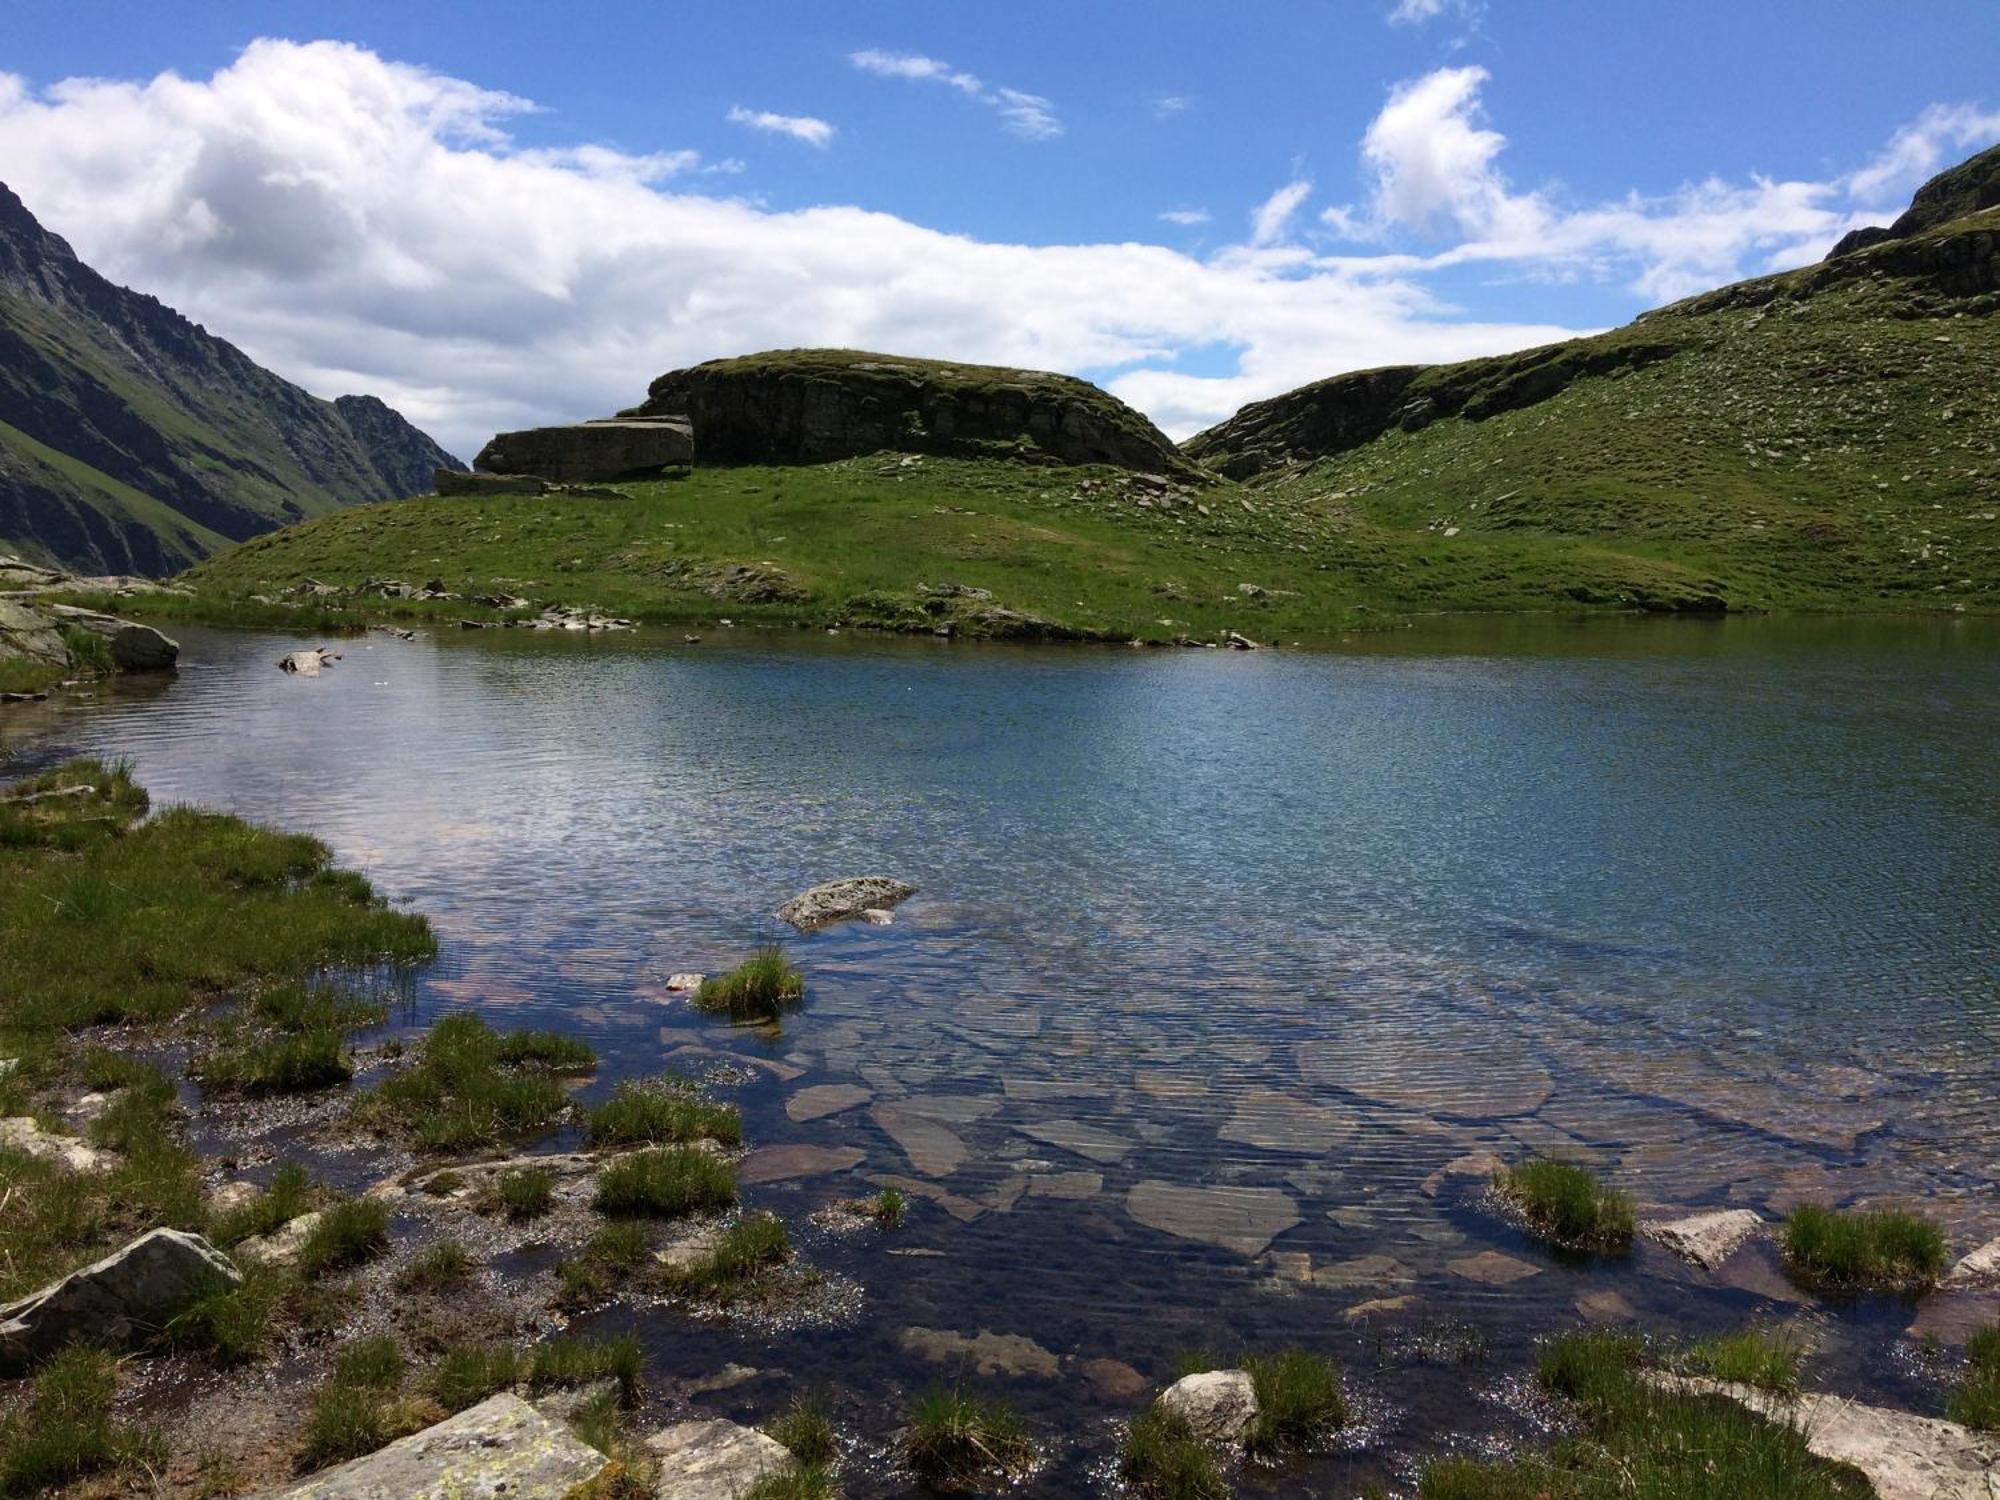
0,1228,240,1368
269,1392,606,1498
1157,1369,1259,1443
1641,1207,1764,1269
475,417,693,483
279,647,339,676
645,1416,796,1500
776,876,917,932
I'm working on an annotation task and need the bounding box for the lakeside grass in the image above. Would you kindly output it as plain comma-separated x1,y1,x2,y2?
902,1388,1035,1490
583,1075,741,1148
1949,1325,2000,1431
657,1211,791,1298
693,947,805,1025
593,1144,737,1218
1498,1160,1635,1253
351,1012,595,1152
1779,1203,1947,1296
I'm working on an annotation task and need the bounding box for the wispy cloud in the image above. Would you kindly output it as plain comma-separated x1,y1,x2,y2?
1152,95,1192,120
1250,179,1313,246
1158,207,1212,226
727,105,835,148
1386,0,1449,23
847,48,1062,140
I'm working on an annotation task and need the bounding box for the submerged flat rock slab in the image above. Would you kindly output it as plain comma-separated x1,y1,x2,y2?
1217,1089,1356,1154
1661,1377,2000,1500
1126,1180,1301,1258
1296,1034,1553,1118
872,1105,968,1177
1446,1250,1542,1286
645,1417,795,1500
1015,1118,1135,1165
900,1326,1061,1378
738,1144,867,1185
784,1084,873,1122
1,1228,240,1367
275,1394,604,1497
776,877,916,932
1641,1208,1764,1269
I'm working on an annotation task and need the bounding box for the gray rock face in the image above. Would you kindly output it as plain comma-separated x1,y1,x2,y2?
46,604,179,671
0,597,66,666
1640,1208,1764,1269
1157,1369,1259,1443
475,418,693,482
644,1417,796,1500
434,469,553,497
776,876,917,932
1943,1236,2000,1290
0,1228,240,1368
271,1392,606,1498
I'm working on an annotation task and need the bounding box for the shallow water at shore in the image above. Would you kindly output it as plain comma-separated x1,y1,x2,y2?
8,614,1999,1492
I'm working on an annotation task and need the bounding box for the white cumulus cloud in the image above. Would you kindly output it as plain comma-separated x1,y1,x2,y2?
726,106,835,148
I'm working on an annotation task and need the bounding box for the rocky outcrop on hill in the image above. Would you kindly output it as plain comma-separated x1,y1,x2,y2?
625,348,1196,476
1827,142,2000,258
0,554,180,678
0,180,463,576
475,417,693,482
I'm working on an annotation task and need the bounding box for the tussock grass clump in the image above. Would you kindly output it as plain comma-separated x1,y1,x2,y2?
766,1393,837,1466
1242,1348,1346,1455
159,1260,290,1364
429,1343,525,1413
1536,1330,1648,1408
208,1163,317,1246
249,982,390,1033
693,947,804,1024
1499,1160,1634,1252
528,1334,643,1407
298,1198,391,1276
1780,1203,1947,1295
1949,1325,2000,1431
299,1336,436,1471
0,1344,161,1495
555,1222,653,1307
872,1186,907,1228
743,1466,835,1500
354,1013,593,1153
492,1166,557,1219
202,1029,353,1094
1119,1406,1227,1500
1675,1328,1803,1395
584,1076,741,1148
594,1145,736,1219
660,1212,790,1297
901,1388,1035,1490
396,1239,477,1292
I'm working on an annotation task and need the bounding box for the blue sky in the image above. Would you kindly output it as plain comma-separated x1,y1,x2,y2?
3,1,1996,454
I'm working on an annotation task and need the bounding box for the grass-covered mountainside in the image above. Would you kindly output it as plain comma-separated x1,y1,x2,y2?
179,148,1999,639
0,182,462,578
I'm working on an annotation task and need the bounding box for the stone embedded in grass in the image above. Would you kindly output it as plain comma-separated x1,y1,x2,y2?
646,1418,797,1500
1157,1370,1258,1444
0,1227,241,1368
271,1392,606,1498
237,1210,325,1267
0,1115,114,1173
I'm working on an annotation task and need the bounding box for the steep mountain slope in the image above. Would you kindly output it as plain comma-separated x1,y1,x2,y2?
0,182,462,576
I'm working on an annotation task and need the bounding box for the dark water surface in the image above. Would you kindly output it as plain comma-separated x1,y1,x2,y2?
9,615,1999,1493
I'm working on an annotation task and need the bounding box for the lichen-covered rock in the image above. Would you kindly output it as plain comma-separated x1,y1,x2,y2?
1,1228,240,1368
0,598,66,667
644,1417,795,1499
776,876,916,932
1157,1369,1259,1443
475,418,692,482
270,1392,606,1498
629,349,1198,476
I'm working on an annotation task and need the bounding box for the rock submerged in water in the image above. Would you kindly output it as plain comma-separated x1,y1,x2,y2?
269,1392,606,1499
279,647,340,675
776,876,917,932
0,1228,240,1368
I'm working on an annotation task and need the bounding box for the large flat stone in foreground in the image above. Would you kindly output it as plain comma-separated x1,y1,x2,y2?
645,1417,795,1499
1125,1180,1300,1257
271,1393,606,1498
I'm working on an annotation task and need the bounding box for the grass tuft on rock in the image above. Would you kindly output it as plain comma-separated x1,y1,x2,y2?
766,1392,837,1466
1780,1203,1947,1296
555,1222,654,1308
693,946,804,1024
594,1145,736,1219
584,1075,741,1148
491,1166,557,1219
1499,1159,1634,1252
1119,1406,1227,1500
1242,1348,1346,1456
353,1012,593,1153
1674,1327,1803,1395
298,1197,391,1277
901,1387,1035,1491
659,1211,791,1298
1949,1324,2000,1432
0,1344,161,1495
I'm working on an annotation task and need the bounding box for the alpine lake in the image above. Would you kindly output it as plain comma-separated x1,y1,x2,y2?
7,612,1998,1496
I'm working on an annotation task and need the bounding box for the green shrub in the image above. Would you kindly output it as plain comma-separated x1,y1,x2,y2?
1119,1406,1226,1500
1780,1204,1947,1295
299,1198,391,1276
901,1388,1034,1489
693,947,804,1024
594,1145,736,1219
1499,1160,1634,1252
584,1076,740,1148
660,1212,791,1298
493,1167,557,1219
1242,1348,1345,1455
1676,1328,1803,1395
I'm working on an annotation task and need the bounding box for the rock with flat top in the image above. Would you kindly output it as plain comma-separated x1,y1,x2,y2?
1125,1180,1300,1258
645,1417,795,1499
0,598,66,667
44,605,178,671
476,418,693,483
777,876,917,932
1641,1208,1764,1269
1,1228,240,1368
1157,1369,1259,1443
270,1392,605,1498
